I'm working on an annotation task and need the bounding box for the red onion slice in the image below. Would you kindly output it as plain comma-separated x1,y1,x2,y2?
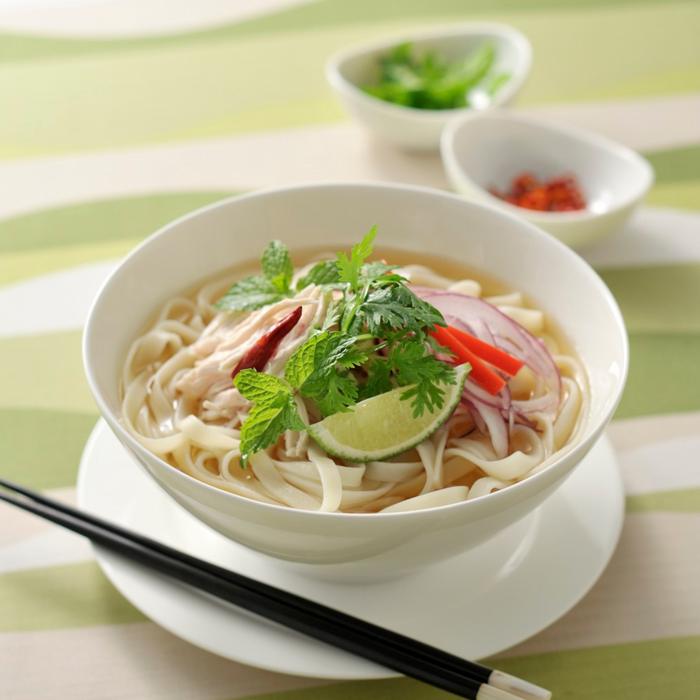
415,289,562,419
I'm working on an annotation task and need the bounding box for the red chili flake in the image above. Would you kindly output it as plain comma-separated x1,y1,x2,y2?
231,306,303,380
490,172,586,212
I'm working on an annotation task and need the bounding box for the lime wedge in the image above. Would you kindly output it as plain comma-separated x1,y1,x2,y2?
307,364,469,463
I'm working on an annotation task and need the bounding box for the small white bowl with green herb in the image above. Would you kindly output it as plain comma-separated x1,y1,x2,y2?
326,23,532,151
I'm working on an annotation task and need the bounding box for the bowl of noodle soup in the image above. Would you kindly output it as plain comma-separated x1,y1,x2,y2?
84,183,627,578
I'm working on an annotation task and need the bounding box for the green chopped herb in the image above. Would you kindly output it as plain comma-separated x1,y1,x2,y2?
223,227,462,464
216,240,295,312
361,41,508,110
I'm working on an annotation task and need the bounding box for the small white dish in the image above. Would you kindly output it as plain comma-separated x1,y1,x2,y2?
441,111,654,248
326,23,532,151
78,420,624,679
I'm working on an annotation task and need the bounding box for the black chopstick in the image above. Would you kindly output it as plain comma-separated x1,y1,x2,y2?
0,478,549,700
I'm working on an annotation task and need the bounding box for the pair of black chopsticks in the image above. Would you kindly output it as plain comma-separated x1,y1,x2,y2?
0,477,550,700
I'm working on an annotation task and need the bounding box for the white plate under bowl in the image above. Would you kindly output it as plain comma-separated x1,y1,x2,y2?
78,420,624,679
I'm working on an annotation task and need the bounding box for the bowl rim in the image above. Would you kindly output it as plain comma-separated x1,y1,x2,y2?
83,181,629,521
441,110,655,222
325,22,533,122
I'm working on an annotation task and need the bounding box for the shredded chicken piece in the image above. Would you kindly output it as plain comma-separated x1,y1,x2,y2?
175,287,325,422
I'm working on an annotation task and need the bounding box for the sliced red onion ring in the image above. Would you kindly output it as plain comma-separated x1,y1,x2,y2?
415,286,562,461
416,288,561,402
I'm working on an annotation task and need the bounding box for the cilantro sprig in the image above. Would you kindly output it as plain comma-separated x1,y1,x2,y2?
223,228,461,466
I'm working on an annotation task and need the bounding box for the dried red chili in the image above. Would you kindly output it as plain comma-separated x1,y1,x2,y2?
490,172,586,212
231,306,303,379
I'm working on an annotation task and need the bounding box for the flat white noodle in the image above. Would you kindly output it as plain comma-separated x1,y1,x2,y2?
448,279,482,297
364,461,424,483
274,457,365,488
307,443,344,512
468,477,508,500
249,450,321,511
120,260,590,513
496,305,545,334
381,486,470,513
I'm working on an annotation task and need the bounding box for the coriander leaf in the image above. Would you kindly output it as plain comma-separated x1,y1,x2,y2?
426,333,455,357
355,284,446,336
296,260,342,290
262,240,294,294
215,275,286,312
337,342,369,369
336,225,377,293
363,261,405,286
319,299,340,332
234,369,305,466
316,371,358,416
358,357,394,401
390,338,457,417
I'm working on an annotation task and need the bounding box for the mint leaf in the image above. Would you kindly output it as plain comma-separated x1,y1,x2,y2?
234,369,305,466
216,241,294,312
215,276,286,312
235,370,290,404
336,225,377,293
262,240,293,294
296,260,342,290
239,397,306,466
285,332,349,391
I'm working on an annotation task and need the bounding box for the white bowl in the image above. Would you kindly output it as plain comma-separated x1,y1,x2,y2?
326,23,532,151
441,111,654,248
83,183,627,579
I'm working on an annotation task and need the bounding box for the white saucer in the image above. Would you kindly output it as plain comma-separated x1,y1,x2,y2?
77,420,624,679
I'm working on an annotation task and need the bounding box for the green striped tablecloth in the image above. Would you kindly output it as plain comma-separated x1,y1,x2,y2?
1,1,699,698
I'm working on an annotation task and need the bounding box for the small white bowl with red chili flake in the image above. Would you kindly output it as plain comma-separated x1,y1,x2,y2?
441,111,654,249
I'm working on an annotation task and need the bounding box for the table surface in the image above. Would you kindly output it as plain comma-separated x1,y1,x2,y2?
1,1,699,699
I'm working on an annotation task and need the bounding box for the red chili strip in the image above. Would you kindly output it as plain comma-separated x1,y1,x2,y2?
231,306,303,380
430,326,507,396
445,325,523,377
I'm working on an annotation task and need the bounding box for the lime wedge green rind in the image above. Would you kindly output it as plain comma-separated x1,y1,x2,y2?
307,364,470,463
